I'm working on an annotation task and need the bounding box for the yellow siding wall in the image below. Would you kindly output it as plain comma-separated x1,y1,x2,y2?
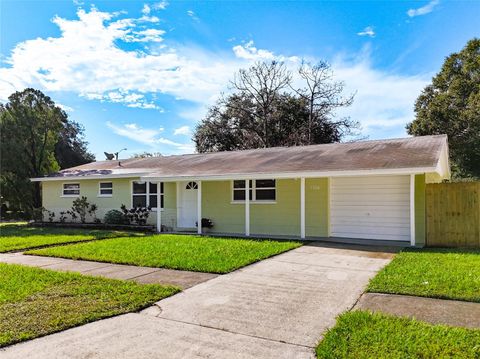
41,175,423,242
201,178,329,237
415,174,426,246
305,178,329,237
202,181,245,234
250,179,300,236
42,178,177,228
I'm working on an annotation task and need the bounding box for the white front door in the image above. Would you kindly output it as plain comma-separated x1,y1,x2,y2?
177,181,198,228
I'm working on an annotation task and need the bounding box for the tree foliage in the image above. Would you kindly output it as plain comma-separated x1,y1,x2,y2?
55,120,95,169
406,38,480,178
194,60,357,152
0,88,94,212
131,151,162,158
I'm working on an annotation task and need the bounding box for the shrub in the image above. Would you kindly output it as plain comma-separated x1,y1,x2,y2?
59,211,67,223
88,204,99,223
32,207,44,222
70,196,98,223
120,204,151,225
104,209,127,225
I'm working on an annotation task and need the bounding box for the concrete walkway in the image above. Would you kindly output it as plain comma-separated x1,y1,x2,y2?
1,243,395,359
355,292,480,329
0,252,217,289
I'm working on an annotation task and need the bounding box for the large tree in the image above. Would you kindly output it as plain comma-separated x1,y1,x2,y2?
294,60,356,144
55,120,95,169
406,38,480,178
194,60,357,153
0,88,94,212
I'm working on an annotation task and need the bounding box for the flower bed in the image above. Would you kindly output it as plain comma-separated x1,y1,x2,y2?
31,221,155,232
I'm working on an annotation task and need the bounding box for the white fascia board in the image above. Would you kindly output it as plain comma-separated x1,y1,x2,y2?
30,172,150,182
435,139,451,180
141,166,438,182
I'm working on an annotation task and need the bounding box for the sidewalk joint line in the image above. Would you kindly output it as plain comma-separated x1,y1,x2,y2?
150,315,315,350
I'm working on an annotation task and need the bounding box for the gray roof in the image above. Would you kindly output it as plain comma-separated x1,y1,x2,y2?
37,135,448,180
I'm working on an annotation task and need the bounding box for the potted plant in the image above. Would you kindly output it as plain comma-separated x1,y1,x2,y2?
196,218,214,233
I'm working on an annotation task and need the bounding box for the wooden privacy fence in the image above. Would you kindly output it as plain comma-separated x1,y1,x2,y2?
426,182,480,247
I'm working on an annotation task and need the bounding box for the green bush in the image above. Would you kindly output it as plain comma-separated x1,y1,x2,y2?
104,209,127,225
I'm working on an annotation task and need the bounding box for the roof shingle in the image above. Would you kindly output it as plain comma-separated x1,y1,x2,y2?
40,135,448,180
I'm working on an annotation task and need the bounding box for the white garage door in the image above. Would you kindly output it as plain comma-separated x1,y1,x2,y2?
331,176,411,241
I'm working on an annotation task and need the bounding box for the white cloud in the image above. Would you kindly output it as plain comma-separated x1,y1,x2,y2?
187,10,199,21
357,26,375,37
55,102,74,112
0,6,431,149
233,40,275,61
124,28,165,42
107,121,194,153
84,91,162,110
107,121,163,144
141,4,150,15
152,1,168,10
0,8,245,106
331,57,429,138
173,125,191,136
407,0,439,17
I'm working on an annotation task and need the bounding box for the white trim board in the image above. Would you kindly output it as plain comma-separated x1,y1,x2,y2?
141,166,441,183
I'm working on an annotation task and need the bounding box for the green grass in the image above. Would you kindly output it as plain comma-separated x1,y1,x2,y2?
27,234,302,273
0,263,178,347
368,248,480,302
0,222,141,252
317,311,480,359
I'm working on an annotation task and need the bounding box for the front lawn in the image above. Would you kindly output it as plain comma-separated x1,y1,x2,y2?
0,222,140,252
367,248,480,302
27,234,302,273
316,311,480,359
0,263,178,347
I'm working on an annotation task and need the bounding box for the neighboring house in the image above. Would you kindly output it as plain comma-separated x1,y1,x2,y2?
31,135,450,246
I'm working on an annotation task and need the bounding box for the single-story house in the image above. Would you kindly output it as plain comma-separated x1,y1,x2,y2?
32,135,450,246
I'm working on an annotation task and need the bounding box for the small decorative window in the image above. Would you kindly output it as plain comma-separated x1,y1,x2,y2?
62,183,80,196
99,182,113,196
186,181,198,190
232,180,276,202
132,181,164,209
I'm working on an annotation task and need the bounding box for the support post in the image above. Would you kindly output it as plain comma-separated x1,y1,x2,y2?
410,174,415,246
245,179,250,236
300,177,305,239
156,182,161,233
197,181,202,234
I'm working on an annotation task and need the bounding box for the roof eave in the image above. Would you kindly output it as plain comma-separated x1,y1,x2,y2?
141,166,440,182
30,172,150,182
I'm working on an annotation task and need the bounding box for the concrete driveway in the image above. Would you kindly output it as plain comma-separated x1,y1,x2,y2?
1,242,395,359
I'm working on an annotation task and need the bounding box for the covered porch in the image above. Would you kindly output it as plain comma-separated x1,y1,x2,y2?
147,174,419,246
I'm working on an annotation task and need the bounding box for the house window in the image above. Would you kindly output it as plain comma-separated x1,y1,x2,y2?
186,181,198,190
99,182,113,196
233,179,276,202
132,181,164,209
62,183,80,196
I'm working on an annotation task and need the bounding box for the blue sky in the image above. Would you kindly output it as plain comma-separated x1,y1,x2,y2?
1,0,478,159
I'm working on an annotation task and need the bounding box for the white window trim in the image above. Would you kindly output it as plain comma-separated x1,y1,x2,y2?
130,180,164,211
98,181,113,197
231,179,277,204
61,182,80,197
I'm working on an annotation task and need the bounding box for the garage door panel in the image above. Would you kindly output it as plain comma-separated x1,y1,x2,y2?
331,176,411,242
332,218,410,226
331,205,409,215
331,232,411,241
332,224,410,235
332,177,409,186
